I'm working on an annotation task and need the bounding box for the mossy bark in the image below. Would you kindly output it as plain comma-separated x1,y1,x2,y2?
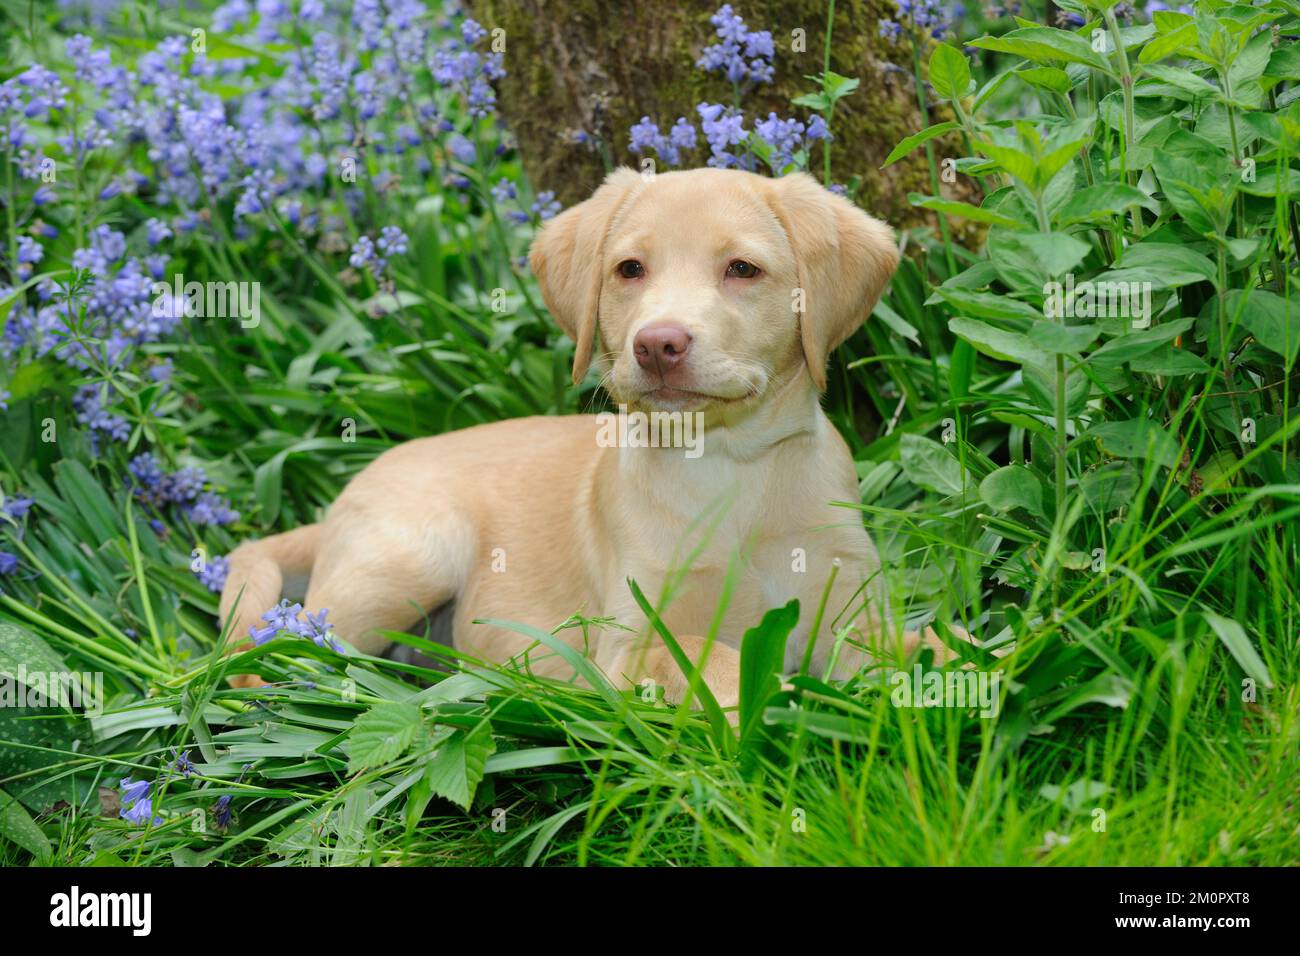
468,0,973,231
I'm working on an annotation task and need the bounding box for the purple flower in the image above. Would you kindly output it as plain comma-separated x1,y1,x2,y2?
697,102,750,169
145,218,172,247
628,116,697,167
119,776,149,805
299,607,343,651
883,0,953,42
187,491,239,527
377,226,408,257
755,112,806,172
249,598,304,645
195,554,230,592
629,116,661,155
531,191,561,221
462,17,488,46
165,466,206,503
349,235,388,277
16,236,43,265
491,178,517,202
1,495,33,522
669,118,697,153
129,452,165,491
0,552,17,576
171,748,195,778
118,777,163,826
447,133,476,165
697,5,775,87
213,794,233,829
74,386,130,444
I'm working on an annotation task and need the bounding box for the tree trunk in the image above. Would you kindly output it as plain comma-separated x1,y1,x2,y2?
468,0,970,231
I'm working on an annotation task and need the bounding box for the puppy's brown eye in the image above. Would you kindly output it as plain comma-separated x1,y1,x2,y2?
617,259,645,279
726,260,760,279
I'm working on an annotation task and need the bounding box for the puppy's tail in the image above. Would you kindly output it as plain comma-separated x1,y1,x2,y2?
218,523,322,648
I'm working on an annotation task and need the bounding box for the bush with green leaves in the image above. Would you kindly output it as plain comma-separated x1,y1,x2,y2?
879,2,1297,627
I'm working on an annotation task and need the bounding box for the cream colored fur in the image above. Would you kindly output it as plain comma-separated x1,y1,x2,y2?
219,168,964,708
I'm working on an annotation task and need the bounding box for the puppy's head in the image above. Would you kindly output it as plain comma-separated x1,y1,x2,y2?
529,167,899,412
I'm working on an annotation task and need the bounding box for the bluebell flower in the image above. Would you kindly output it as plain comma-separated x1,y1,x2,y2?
213,794,233,829
447,133,476,165
1,495,33,522
195,554,230,593
628,116,697,167
73,386,130,444
299,607,343,651
755,113,806,172
629,116,662,155
118,776,164,826
145,218,172,247
697,102,749,169
249,598,304,645
147,359,174,384
0,552,17,576
171,748,195,778
697,5,775,87
377,226,408,257
119,776,150,805
491,178,517,203
161,465,206,505
349,235,384,277
883,0,953,42
531,191,561,221
187,491,240,527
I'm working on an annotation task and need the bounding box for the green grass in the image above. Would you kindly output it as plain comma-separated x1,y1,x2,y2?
0,0,1298,866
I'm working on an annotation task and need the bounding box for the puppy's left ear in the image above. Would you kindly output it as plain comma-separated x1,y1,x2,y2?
529,168,641,385
763,173,900,391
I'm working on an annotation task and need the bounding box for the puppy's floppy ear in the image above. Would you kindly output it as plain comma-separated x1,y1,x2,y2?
763,172,900,391
529,167,641,385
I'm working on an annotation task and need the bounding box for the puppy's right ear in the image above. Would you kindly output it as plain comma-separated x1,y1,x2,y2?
529,168,641,385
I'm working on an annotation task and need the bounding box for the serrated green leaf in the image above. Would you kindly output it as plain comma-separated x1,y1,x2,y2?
348,701,422,773
423,722,496,811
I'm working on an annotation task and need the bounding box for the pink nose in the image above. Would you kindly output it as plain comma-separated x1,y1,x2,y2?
633,323,692,373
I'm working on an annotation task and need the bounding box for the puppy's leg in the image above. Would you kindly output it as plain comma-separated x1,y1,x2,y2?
598,634,742,712
301,507,473,656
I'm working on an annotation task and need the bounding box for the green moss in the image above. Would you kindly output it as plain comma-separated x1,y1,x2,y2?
469,0,977,233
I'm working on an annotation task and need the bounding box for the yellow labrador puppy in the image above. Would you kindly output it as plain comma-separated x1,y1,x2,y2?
220,167,955,707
